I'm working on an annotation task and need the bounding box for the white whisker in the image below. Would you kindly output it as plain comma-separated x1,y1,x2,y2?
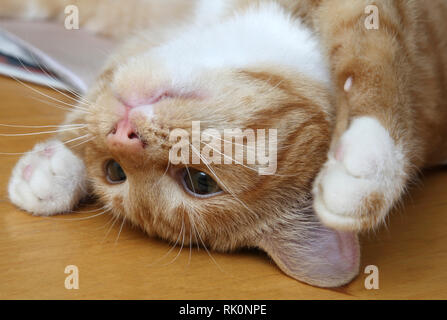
151,161,170,188
96,212,118,231
161,213,186,266
201,142,295,177
0,133,92,156
41,207,112,221
114,217,126,244
0,126,87,137
63,133,92,145
201,142,258,172
182,157,201,253
147,214,185,267
0,123,85,129
201,132,257,150
29,96,90,114
190,143,259,217
188,211,225,273
181,154,224,271
67,136,95,149
101,214,121,243
9,73,91,112
15,55,92,107
188,214,193,266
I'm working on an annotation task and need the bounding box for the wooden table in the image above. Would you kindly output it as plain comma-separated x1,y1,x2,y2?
0,76,446,299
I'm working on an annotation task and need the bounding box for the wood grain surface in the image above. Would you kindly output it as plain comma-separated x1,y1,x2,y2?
0,76,446,299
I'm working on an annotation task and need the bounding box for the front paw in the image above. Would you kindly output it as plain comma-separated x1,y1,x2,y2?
8,140,87,216
313,117,407,231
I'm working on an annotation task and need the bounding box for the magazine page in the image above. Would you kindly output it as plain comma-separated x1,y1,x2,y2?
0,19,116,93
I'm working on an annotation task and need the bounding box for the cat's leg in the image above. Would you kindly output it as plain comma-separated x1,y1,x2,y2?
8,139,87,216
312,1,420,231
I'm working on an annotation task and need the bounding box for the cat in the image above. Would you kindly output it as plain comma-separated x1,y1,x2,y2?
3,0,447,288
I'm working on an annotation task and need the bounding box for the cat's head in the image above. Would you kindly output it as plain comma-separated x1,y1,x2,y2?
77,5,360,288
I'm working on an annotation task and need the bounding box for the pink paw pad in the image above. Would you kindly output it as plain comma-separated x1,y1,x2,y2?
334,143,345,162
39,146,55,158
22,164,34,182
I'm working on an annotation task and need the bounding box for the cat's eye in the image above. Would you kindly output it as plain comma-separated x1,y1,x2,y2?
182,168,222,197
105,160,126,184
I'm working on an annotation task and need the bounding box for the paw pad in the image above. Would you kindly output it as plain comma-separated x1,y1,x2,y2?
8,140,87,216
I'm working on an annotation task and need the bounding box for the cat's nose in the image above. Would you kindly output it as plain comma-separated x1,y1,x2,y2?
107,119,143,154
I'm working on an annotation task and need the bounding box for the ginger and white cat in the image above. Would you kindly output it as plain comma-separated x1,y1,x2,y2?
3,0,447,287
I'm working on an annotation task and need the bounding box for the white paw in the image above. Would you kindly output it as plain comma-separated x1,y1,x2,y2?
8,140,87,216
313,117,407,231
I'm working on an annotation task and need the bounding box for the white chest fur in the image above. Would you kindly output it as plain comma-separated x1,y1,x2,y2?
151,1,330,85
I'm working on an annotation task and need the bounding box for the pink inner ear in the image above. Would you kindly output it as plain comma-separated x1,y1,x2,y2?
321,230,360,275
298,227,360,284
22,164,34,182
262,225,360,287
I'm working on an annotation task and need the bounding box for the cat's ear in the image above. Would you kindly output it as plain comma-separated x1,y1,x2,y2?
257,218,360,287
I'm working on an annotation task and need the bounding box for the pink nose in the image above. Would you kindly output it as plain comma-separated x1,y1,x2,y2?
107,119,143,153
